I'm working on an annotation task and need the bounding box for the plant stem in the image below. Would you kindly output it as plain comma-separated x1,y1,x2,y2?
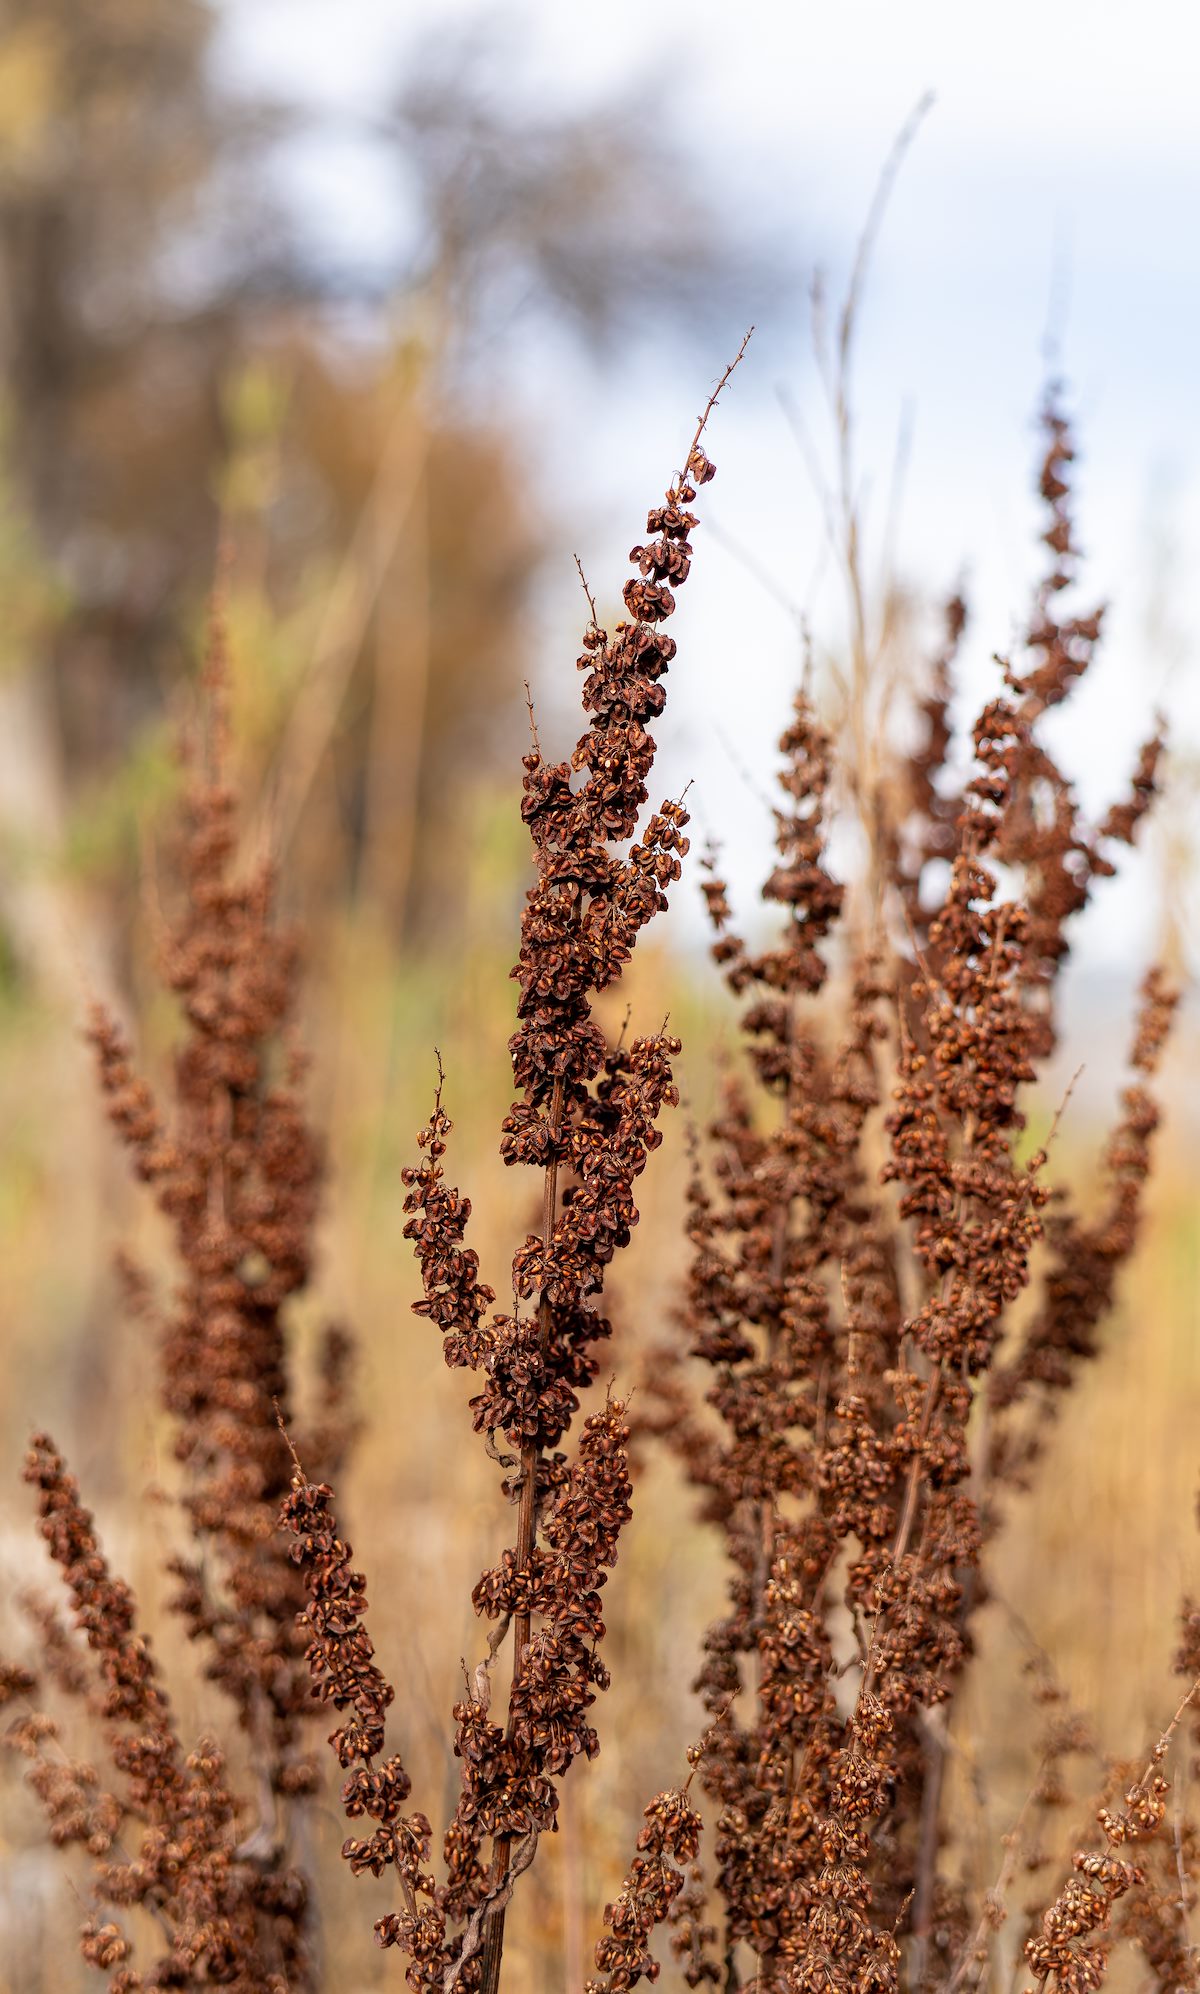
478,1073,566,1994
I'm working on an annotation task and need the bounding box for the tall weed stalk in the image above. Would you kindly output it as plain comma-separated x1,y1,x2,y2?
2,354,1197,1994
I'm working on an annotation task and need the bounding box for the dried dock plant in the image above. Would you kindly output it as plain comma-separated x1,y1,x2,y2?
281,338,751,1992
634,388,1180,1994
2,616,352,1989
2,354,1195,1994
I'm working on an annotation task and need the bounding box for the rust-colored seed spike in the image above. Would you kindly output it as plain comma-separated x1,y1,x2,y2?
7,606,346,1989
626,379,1177,1993
1024,1684,1199,1994
14,1433,307,1990
86,605,332,1825
987,963,1181,1498
290,341,749,1991
279,1466,439,1961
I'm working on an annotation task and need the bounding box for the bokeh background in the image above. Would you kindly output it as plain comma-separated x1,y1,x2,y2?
0,3,1197,1987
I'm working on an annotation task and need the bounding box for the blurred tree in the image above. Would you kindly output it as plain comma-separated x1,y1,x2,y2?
0,0,280,992
383,17,769,367
0,0,292,667
284,18,778,942
0,2,784,966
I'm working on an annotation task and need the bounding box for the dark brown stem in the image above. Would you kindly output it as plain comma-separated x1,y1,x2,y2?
892,1362,943,1564
909,1712,948,1983
861,1359,942,1701
478,1073,566,1994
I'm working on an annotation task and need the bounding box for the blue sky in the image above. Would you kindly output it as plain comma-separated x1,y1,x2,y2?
217,0,1200,973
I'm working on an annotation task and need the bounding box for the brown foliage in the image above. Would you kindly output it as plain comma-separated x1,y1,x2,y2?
636,390,1184,1994
280,339,749,1992
4,366,1197,1994
3,610,345,1986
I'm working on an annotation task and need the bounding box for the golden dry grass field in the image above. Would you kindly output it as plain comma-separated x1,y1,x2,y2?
0,882,1196,1990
